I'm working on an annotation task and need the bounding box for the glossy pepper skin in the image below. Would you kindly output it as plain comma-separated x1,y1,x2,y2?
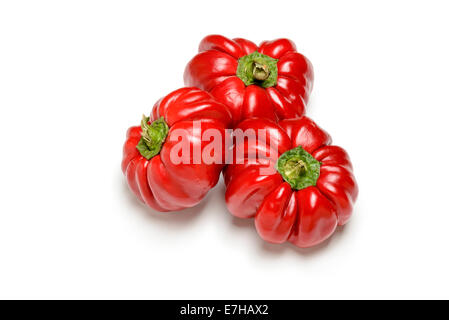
184,35,314,126
224,117,358,248
122,87,232,212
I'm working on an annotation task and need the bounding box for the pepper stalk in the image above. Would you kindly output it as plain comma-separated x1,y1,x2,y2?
136,115,169,160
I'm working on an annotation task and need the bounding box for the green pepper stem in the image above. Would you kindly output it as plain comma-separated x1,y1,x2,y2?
253,61,270,81
276,146,321,190
236,51,278,88
283,158,307,180
136,115,169,160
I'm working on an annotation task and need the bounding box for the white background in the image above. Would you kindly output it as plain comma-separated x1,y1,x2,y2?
1,0,448,299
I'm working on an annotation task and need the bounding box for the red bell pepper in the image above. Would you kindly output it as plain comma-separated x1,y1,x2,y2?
122,87,232,212
224,117,358,248
184,35,314,126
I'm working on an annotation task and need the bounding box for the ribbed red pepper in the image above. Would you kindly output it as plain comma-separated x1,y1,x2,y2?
184,35,314,126
224,117,358,248
122,87,232,212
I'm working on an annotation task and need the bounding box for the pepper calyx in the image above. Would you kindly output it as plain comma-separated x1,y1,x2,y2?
276,146,321,190
236,51,278,88
136,115,169,160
